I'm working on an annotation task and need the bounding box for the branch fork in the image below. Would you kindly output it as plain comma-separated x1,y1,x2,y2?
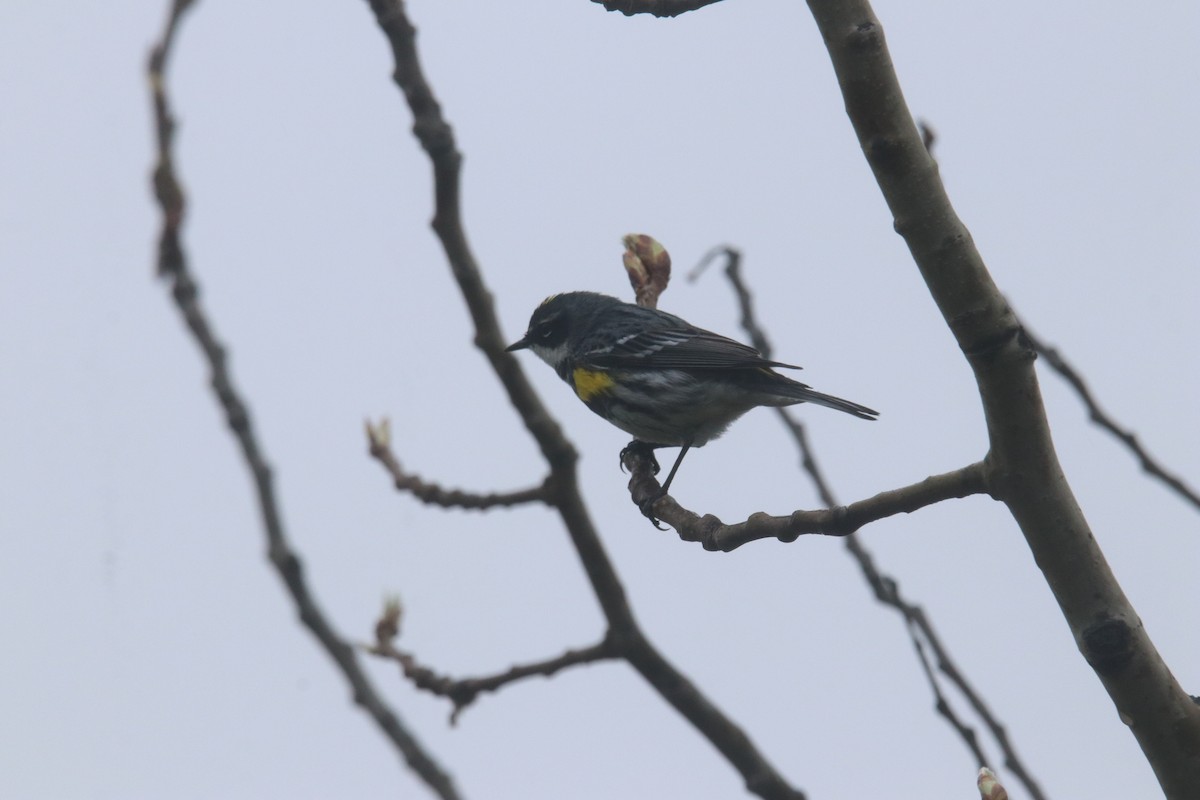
370,599,620,724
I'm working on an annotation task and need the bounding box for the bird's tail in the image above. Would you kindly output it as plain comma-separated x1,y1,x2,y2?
770,379,879,420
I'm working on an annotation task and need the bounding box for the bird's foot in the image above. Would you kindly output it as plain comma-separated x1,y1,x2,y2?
619,440,660,475
638,489,668,530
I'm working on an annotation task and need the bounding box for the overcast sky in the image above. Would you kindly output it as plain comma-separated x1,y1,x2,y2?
2,1,1197,799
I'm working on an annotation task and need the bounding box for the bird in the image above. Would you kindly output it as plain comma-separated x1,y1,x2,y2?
506,291,877,499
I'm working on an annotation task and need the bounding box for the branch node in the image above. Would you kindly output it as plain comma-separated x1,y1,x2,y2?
1082,616,1135,676
845,20,883,57
697,514,725,550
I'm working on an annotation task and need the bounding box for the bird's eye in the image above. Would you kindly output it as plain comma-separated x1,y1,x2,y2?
539,328,554,340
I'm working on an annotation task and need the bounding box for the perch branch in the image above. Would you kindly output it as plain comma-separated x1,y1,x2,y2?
148,5,460,799
625,451,988,551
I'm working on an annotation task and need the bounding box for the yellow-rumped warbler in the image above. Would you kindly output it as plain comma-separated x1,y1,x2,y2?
507,292,877,495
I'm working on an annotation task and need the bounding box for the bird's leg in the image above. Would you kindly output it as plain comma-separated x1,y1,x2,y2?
658,444,690,496
636,442,692,530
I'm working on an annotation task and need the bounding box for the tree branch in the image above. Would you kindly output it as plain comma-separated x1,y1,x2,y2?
1020,321,1200,513
625,452,988,551
148,5,460,799
906,617,989,768
372,625,619,725
366,420,552,510
705,247,1048,800
783,405,1049,798
364,2,807,797
592,0,725,18
805,1,1200,795
918,126,1197,515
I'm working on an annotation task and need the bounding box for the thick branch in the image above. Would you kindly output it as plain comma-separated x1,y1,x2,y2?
148,6,460,799
365,2,806,797
806,1,1200,794
625,451,987,551
366,420,552,510
592,0,725,18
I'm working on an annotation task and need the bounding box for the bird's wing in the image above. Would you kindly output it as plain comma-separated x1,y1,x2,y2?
584,326,800,371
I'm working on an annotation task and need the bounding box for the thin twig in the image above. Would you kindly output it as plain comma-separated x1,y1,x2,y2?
366,420,552,510
147,6,460,799
363,3,806,798
372,634,619,725
624,451,988,551
1020,322,1200,512
704,247,1047,800
907,618,989,767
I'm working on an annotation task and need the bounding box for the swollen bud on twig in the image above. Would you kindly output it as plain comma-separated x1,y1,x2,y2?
977,767,1008,800
365,418,392,449
622,233,671,309
375,595,404,647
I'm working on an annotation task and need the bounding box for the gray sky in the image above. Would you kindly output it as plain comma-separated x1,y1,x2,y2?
2,1,1197,798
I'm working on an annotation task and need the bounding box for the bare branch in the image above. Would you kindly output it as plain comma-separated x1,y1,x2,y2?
912,121,1195,516
366,420,552,510
688,245,777,358
906,617,989,768
147,6,460,799
369,598,617,724
1020,322,1200,513
372,635,619,725
625,452,988,550
147,0,196,278
592,0,725,18
706,247,1049,800
806,1,1200,793
364,2,807,797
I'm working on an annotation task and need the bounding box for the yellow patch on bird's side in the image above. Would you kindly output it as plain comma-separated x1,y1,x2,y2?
572,368,615,402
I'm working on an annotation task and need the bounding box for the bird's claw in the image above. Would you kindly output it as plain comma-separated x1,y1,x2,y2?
639,489,668,530
619,440,660,475
620,441,667,527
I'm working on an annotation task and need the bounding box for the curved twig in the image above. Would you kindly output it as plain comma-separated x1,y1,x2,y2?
1020,322,1200,512
148,4,461,799
367,420,552,510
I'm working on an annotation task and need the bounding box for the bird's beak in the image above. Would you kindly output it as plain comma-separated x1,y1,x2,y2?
505,335,531,352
